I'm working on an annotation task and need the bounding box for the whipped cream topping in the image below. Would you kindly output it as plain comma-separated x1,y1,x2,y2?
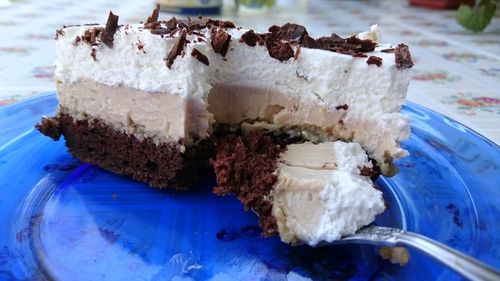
271,141,385,246
54,19,411,162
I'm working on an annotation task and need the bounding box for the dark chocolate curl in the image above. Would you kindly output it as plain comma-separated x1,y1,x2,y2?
102,11,119,48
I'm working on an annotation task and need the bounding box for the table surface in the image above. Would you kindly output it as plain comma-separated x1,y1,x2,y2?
1,0,499,144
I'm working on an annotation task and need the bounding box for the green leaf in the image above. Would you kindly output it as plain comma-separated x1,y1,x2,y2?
456,0,497,32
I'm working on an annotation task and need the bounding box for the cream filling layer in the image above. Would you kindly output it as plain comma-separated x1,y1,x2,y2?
208,83,410,160
56,79,188,144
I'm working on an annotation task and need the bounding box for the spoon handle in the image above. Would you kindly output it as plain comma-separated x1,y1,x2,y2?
341,226,500,281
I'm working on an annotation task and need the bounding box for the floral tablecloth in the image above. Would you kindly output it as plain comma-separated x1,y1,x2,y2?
1,0,499,144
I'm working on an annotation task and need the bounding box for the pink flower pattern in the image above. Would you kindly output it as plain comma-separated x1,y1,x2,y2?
442,93,500,115
412,71,461,83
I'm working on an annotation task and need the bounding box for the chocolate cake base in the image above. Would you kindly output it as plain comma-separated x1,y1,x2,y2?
212,132,284,237
37,114,287,236
36,113,213,189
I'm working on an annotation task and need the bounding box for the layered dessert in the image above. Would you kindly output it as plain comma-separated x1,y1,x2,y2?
36,5,413,245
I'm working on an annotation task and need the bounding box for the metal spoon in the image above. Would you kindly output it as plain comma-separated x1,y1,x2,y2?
332,226,500,281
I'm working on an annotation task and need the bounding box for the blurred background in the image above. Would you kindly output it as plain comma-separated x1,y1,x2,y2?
0,0,499,143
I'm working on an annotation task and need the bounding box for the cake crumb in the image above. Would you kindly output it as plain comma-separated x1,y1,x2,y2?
367,55,383,67
395,44,414,69
136,39,145,53
379,246,410,266
35,117,62,141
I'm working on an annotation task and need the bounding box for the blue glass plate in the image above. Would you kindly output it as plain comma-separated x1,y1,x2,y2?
0,92,499,281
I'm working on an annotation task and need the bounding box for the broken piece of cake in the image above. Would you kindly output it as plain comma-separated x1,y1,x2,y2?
36,5,413,245
213,134,385,246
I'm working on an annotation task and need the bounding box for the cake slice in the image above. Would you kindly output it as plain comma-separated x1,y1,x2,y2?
37,6,412,189
36,6,413,244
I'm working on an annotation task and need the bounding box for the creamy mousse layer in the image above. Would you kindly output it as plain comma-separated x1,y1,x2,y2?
272,141,385,246
54,13,412,163
57,79,188,144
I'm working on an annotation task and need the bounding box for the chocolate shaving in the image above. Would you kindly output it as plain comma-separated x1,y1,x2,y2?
159,17,235,35
395,44,414,69
273,23,308,43
335,104,349,110
168,29,178,37
346,36,377,52
255,24,309,62
367,55,382,67
150,28,170,35
185,19,199,29
148,17,182,35
292,30,377,58
302,34,319,49
240,30,259,47
191,48,209,65
191,31,203,37
381,48,395,53
144,5,165,31
101,11,119,48
314,34,376,57
146,4,160,25
269,42,294,61
251,22,381,61
164,17,180,29
207,19,235,29
144,21,161,30
165,29,187,69
316,34,343,48
62,24,81,28
211,28,231,57
268,25,280,34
